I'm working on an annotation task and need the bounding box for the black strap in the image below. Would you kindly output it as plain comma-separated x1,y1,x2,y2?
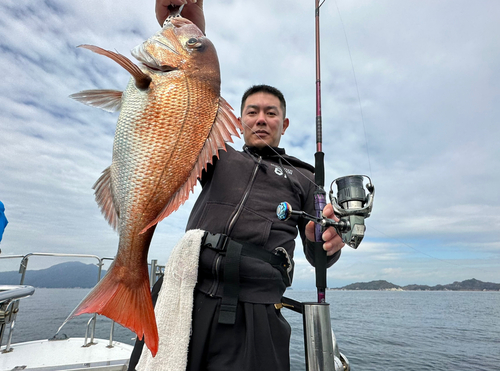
281,296,304,314
201,232,290,324
201,232,287,267
241,244,282,265
218,240,242,324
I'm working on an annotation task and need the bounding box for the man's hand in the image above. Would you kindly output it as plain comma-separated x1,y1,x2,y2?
155,0,205,33
305,204,345,256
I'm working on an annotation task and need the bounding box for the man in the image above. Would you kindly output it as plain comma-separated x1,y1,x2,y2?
130,85,344,370
183,85,343,371
129,3,345,370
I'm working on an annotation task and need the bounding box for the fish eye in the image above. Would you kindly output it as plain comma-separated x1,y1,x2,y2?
186,38,202,48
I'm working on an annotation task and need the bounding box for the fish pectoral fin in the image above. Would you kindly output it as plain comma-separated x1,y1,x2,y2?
140,178,194,234
139,97,242,234
93,166,119,231
78,44,152,91
70,89,123,112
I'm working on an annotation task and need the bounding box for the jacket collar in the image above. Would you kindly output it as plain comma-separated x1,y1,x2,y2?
243,145,285,158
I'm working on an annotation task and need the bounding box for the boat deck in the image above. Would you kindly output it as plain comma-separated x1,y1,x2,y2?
0,337,133,371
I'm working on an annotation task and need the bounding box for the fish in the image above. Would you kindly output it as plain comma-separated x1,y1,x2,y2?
63,16,242,356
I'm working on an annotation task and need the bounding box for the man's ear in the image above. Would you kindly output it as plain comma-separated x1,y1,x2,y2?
282,118,290,135
238,117,244,134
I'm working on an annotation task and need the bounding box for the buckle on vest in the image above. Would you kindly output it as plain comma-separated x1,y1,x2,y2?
202,232,229,252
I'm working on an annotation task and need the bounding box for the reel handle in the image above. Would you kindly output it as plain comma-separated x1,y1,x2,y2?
276,202,350,231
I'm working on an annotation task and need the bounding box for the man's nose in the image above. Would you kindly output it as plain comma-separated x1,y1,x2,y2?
256,112,267,124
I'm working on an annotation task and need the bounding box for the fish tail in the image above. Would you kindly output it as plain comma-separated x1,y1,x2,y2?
64,263,159,356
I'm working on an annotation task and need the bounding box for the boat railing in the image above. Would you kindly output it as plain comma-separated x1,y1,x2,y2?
83,315,97,347
0,285,36,353
0,252,165,351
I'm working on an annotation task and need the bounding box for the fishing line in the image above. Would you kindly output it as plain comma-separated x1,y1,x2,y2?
327,2,467,267
237,119,321,190
333,0,373,177
330,3,472,266
362,223,498,271
369,225,466,267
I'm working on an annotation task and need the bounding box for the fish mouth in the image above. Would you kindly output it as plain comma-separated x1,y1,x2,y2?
141,62,177,73
131,38,179,73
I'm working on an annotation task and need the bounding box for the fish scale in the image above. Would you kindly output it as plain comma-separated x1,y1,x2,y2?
64,17,242,356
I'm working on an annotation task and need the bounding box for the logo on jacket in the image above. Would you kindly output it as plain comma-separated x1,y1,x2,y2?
272,164,293,178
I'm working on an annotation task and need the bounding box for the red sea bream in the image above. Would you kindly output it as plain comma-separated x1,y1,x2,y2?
65,17,241,356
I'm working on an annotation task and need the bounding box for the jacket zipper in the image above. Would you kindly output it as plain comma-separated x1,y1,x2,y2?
226,155,262,235
208,254,223,297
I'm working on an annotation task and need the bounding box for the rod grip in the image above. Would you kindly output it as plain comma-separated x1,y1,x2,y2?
313,151,327,302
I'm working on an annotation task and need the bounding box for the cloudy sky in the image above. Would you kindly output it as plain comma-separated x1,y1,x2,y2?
0,0,498,289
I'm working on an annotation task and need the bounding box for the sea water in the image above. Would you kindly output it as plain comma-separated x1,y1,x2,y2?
7,288,500,370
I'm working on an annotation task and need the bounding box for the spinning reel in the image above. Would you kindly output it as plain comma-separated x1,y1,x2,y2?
277,175,375,249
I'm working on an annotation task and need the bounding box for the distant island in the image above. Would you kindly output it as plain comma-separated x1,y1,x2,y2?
0,262,498,291
331,279,500,291
0,261,106,288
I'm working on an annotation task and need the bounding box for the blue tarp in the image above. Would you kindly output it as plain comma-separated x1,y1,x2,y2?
0,201,8,243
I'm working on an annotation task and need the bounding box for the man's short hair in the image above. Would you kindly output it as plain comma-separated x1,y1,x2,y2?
240,85,287,117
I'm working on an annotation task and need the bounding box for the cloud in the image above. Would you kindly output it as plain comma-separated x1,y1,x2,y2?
1,0,499,287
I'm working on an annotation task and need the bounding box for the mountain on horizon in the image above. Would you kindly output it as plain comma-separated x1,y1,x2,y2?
0,261,106,288
333,278,500,291
1,262,498,291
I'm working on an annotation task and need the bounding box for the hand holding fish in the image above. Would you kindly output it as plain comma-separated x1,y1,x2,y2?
156,0,205,32
305,203,345,256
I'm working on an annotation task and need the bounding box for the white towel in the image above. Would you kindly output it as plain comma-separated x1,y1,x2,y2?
136,229,204,371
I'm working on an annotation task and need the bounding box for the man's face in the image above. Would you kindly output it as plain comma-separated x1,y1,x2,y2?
239,92,289,149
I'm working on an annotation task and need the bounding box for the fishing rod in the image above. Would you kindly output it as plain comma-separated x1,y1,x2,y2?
312,0,376,305
276,2,375,370
277,0,375,298
313,0,328,305
276,3,347,369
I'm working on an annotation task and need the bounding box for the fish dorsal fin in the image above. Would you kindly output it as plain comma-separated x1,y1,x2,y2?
140,97,242,233
70,89,123,112
93,166,119,231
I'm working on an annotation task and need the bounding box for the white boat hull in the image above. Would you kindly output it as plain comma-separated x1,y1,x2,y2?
0,337,133,371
